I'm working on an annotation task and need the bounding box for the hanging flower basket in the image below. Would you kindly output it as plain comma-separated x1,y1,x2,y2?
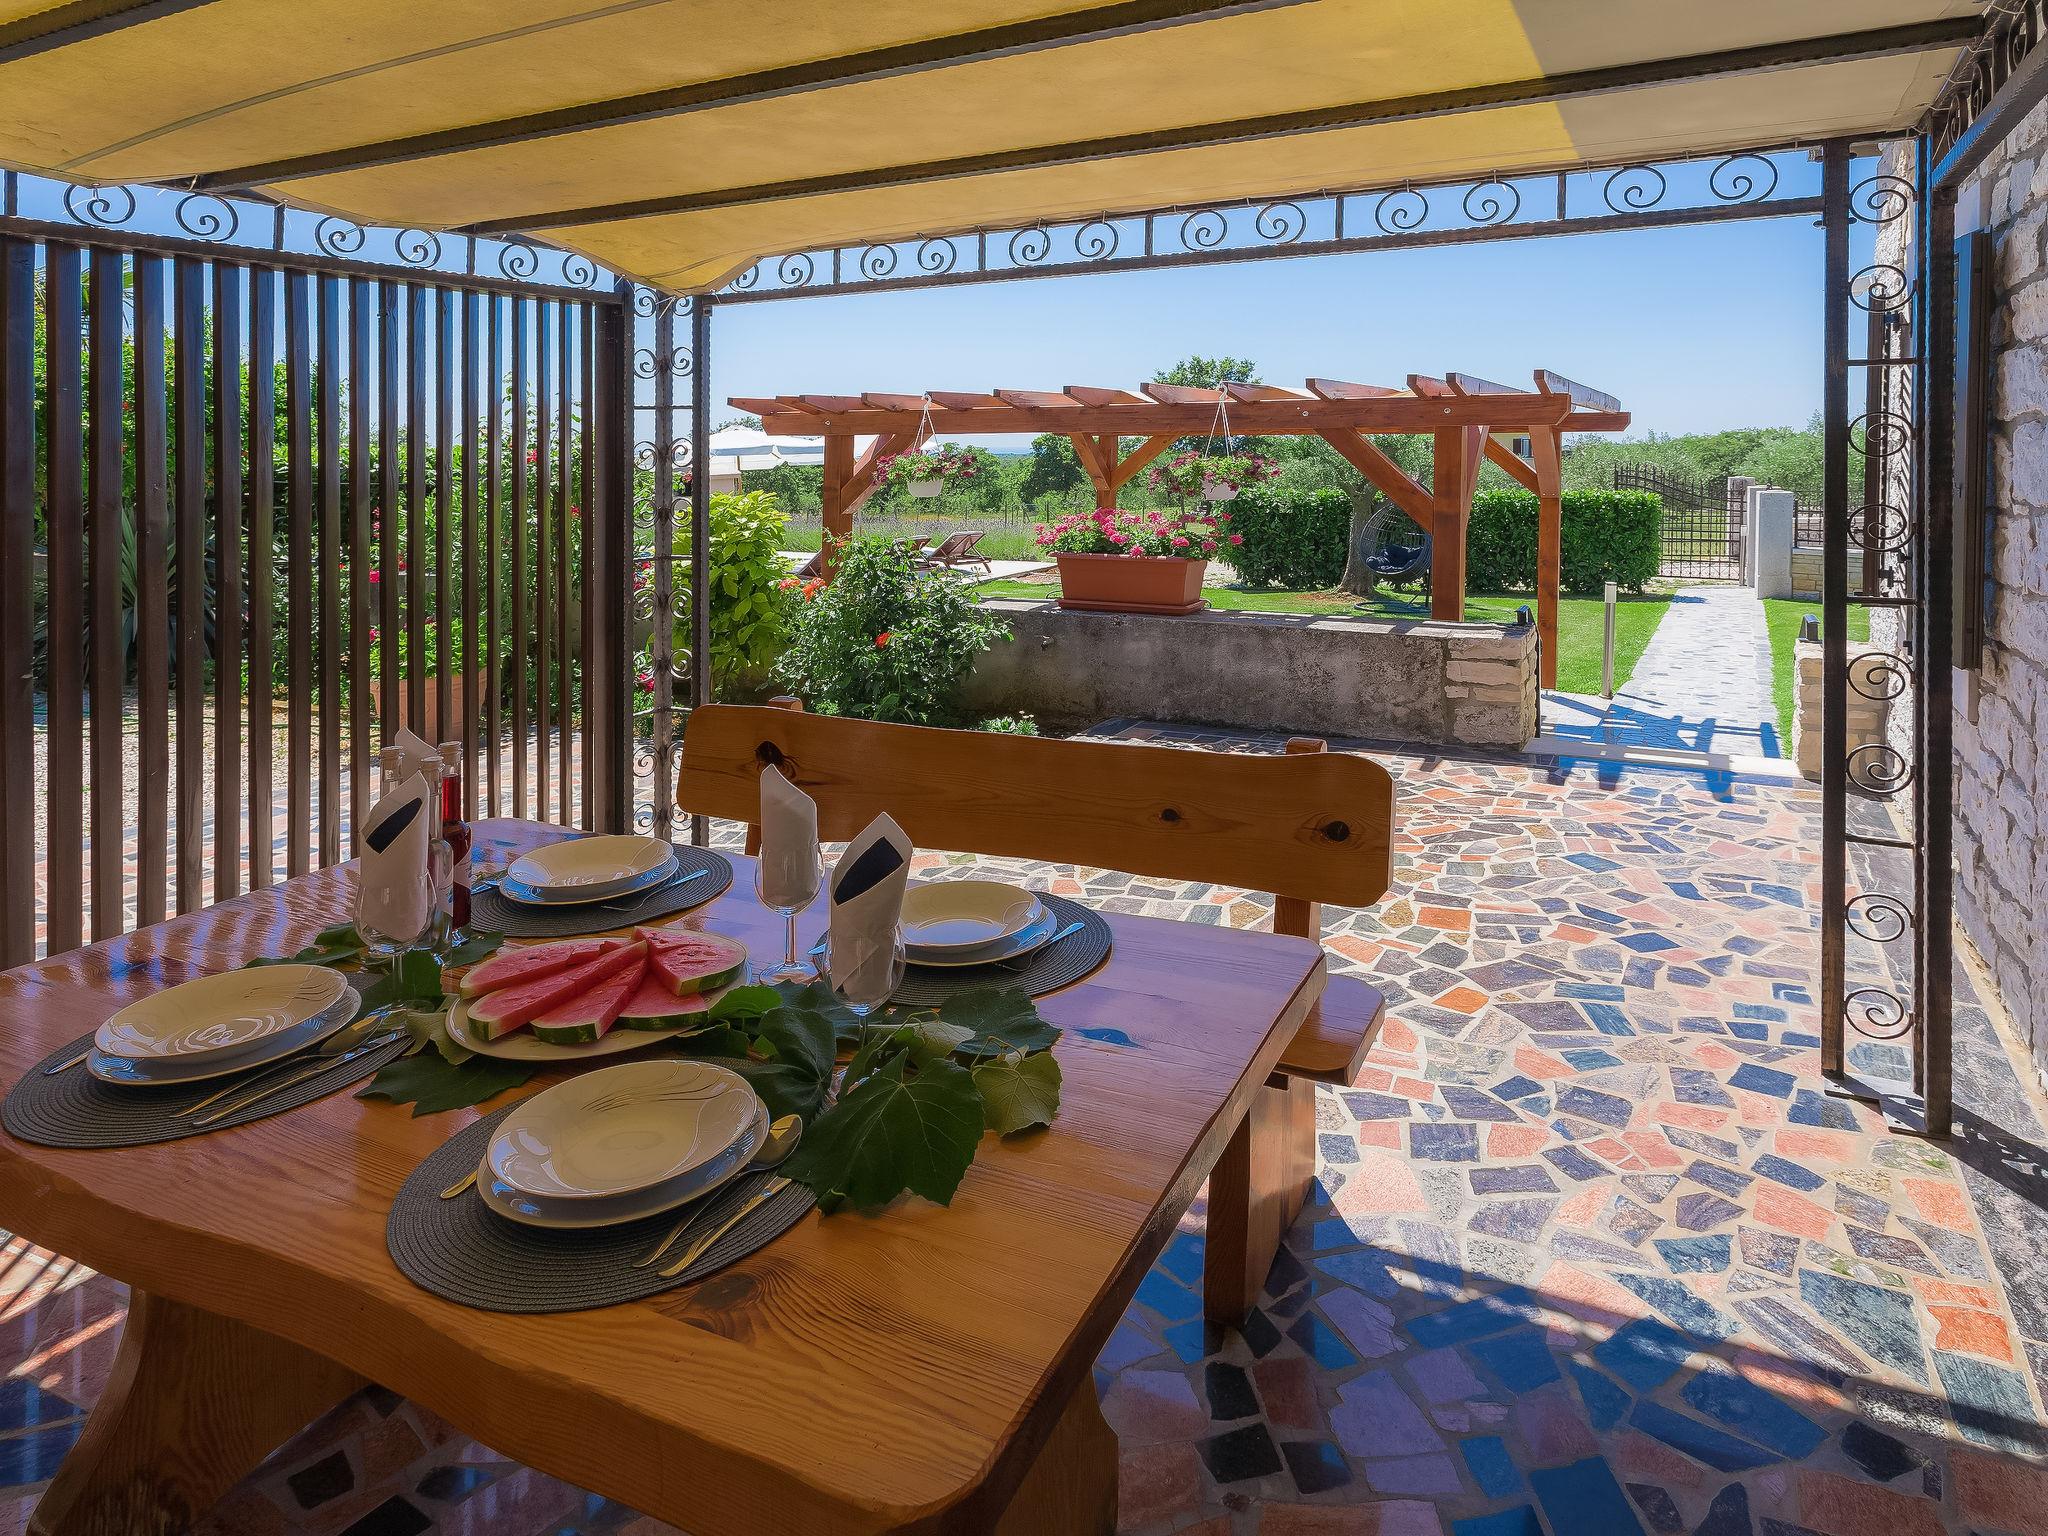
875,443,984,500
907,477,944,499
1147,450,1278,503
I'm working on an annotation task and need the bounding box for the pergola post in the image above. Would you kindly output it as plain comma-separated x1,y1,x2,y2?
1429,427,1475,620
820,432,855,573
1530,427,1563,689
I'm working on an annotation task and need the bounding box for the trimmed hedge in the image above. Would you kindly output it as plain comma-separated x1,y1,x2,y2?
1467,488,1662,595
1225,485,1351,588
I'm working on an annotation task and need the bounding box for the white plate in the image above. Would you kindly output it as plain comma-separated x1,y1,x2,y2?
489,1059,760,1202
900,880,1043,952
905,906,1059,969
86,996,357,1086
497,850,679,909
477,1102,768,1229
451,962,744,1063
508,836,673,897
94,965,352,1065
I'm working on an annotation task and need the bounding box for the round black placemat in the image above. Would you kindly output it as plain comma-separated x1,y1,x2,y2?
3,1023,411,1149
470,846,733,938
388,1103,817,1314
890,892,1111,1007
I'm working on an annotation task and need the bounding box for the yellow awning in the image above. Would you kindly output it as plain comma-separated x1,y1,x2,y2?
0,0,1977,292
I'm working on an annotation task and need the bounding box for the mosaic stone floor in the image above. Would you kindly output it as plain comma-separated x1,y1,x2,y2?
3,724,2047,1536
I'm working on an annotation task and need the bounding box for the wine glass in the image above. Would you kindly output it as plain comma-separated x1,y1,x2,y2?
823,930,906,1020
753,853,822,984
355,855,439,974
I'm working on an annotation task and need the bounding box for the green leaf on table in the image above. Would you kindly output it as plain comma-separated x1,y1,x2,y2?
245,921,367,969
972,1048,1063,1136
444,930,507,968
356,950,446,1015
668,1024,755,1061
356,1051,536,1116
770,980,867,1046
936,988,1061,1059
904,1017,975,1062
707,984,783,1022
784,1052,984,1213
758,1002,836,1080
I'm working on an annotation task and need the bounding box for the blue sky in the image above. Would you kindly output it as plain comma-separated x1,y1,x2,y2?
712,213,1830,442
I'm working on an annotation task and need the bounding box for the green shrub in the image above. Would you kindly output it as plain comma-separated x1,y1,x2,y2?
1465,488,1662,595
1226,485,1351,588
650,490,795,700
777,537,1009,725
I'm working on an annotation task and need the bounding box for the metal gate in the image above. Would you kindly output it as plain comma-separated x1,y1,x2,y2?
1611,463,1744,580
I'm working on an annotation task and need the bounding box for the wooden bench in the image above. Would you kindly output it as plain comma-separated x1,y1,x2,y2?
677,702,1393,1325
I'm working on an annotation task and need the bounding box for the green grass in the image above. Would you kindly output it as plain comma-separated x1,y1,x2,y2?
974,579,1674,694
1762,598,1872,742
781,517,1043,562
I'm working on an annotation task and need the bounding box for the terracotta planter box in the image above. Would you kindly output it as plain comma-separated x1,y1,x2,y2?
1054,552,1206,616
367,670,482,741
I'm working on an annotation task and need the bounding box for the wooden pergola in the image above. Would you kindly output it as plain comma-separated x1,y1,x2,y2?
736,371,1630,686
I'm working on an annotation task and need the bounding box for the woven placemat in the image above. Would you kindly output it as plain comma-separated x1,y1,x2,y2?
388,1104,816,1313
471,846,733,938
890,892,1111,1007
3,1007,410,1150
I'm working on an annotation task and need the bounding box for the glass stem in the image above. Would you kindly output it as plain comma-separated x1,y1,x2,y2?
785,910,799,973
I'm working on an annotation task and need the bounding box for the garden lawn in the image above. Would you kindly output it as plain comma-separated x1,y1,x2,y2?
972,581,1674,694
782,516,1042,561
1761,598,1871,742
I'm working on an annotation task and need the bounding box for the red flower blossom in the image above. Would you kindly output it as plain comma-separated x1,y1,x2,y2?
874,632,892,648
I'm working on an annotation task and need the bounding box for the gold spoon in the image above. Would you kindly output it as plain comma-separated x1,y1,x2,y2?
633,1114,802,1268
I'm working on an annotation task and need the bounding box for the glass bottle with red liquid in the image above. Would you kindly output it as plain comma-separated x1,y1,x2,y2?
437,742,473,931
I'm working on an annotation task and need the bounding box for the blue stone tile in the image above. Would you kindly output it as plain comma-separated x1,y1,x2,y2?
1287,1311,1360,1371
1594,1318,1696,1391
1545,1145,1609,1182
1157,1234,1205,1287
1405,1286,1537,1349
1562,1048,1624,1070
1471,1164,1556,1195
1567,853,1622,873
1753,882,1801,906
1134,1269,1200,1323
1751,1154,1824,1192
1674,1191,1743,1231
1694,1482,1752,1536
1734,1002,1788,1022
0,1416,87,1487
1163,1318,1214,1364
1316,1249,1402,1299
1344,1090,1411,1121
1410,1122,1481,1162
1530,1456,1642,1536
1726,1020,1770,1041
1569,1360,1632,1430
1556,1085,1634,1128
1684,1159,1752,1197
1681,1367,1826,1458
1799,1270,1927,1385
1281,1438,1351,1494
1319,1131,1361,1165
1614,1274,1739,1341
1728,1063,1796,1098
1666,967,1712,987
1668,881,1703,900
1629,1401,1780,1471
1493,1075,1544,1101
1452,1508,1544,1536
1671,1068,1735,1107
1783,1031,1821,1047
1461,1434,1523,1498
1468,1328,1560,1392
1559,982,1626,1001
1618,932,1679,953
1932,1351,2042,1455
1788,1089,1860,1130
1656,1235,1732,1274
1441,1084,1519,1122
0,1379,83,1438
1582,1003,1637,1037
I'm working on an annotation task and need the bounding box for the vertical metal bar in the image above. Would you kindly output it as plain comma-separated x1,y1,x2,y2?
285,269,313,878
317,275,342,865
486,297,503,816
1922,181,1957,1138
689,298,712,847
348,279,372,849
535,300,554,823
133,256,170,929
87,249,126,938
558,300,574,823
1861,302,1885,596
648,297,676,845
1819,141,1850,1081
0,238,29,964
378,284,400,749
590,286,631,833
511,298,529,817
211,262,244,903
579,303,596,832
406,284,428,736
462,290,481,822
247,271,276,890
172,258,206,915
44,244,85,955
437,287,455,743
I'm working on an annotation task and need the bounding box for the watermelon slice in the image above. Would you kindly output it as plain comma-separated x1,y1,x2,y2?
466,941,648,1040
614,973,717,1031
530,958,647,1046
458,937,622,999
647,931,748,998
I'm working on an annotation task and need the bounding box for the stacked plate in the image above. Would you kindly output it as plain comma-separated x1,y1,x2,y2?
900,880,1057,969
87,965,356,1087
500,835,677,908
477,1060,768,1229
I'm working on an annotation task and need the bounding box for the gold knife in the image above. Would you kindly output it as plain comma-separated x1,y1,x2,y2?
191,1031,403,1126
659,1177,790,1279
442,1167,480,1200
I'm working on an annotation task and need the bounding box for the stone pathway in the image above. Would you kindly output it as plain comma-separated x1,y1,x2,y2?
1,727,2045,1536
1544,585,1785,763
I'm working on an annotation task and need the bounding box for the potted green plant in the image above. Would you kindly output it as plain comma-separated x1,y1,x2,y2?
1146,449,1279,502
1032,507,1237,615
876,442,983,499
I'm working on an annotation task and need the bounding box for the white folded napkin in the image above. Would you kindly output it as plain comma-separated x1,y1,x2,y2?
386,727,441,790
357,771,436,943
828,813,912,1003
757,764,821,910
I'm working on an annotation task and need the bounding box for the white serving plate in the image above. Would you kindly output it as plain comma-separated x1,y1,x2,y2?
87,995,357,1086
905,906,1059,970
507,836,673,898
476,1102,767,1230
94,965,352,1065
899,880,1043,952
490,1059,760,1202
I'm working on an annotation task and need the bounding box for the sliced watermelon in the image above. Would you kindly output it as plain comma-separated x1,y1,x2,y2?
530,958,646,1046
466,941,648,1040
614,973,717,1031
458,937,621,999
647,931,749,998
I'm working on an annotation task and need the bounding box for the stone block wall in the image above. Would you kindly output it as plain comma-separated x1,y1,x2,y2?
1790,641,1897,783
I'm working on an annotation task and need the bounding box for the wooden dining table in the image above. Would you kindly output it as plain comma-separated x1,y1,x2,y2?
0,818,1327,1536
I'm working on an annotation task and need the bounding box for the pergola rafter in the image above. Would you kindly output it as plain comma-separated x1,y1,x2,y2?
736,370,1628,683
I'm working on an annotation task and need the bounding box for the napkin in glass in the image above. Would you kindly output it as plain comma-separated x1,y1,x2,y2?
385,727,442,790
757,764,821,910
357,771,436,942
828,813,911,1001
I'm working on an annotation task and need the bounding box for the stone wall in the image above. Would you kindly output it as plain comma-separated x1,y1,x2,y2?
963,600,1538,748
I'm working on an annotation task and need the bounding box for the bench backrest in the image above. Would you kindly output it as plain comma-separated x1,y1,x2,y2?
676,704,1394,916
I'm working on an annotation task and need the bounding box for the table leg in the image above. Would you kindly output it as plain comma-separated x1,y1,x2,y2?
1203,1074,1315,1325
991,1376,1117,1536
30,1289,364,1536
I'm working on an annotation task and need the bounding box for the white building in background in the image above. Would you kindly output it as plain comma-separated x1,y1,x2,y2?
705,425,880,493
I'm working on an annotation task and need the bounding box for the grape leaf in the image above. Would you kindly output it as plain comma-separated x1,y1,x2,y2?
785,1053,984,1213
444,929,506,968
770,980,868,1046
936,988,1061,1059
708,984,783,1021
356,1052,536,1116
972,1049,1063,1136
357,951,446,1015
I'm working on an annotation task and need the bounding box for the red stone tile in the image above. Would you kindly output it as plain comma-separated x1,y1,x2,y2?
1118,1441,1203,1527
1795,1469,1944,1536
1537,1264,1649,1330
1259,1502,1445,1535
1102,1369,1209,1445
1754,1182,1834,1240
1254,1355,1323,1431
1334,1155,1429,1216
1328,933,1382,966
1585,1137,1632,1165
1379,1017,1419,1053
1620,1130,1683,1169
1655,1102,1733,1131
1514,1384,1598,1462
1612,1429,1707,1490
1417,906,1470,932
1899,1176,1974,1231
1909,1276,1997,1309
1389,1077,1436,1102
1952,1445,2048,1535
1927,1305,2016,1363
1514,1046,1572,1080
1351,1066,1394,1092
1694,1042,1741,1069
1555,1185,1606,1225
1486,1124,1547,1158
1553,923,1602,943
1775,1127,1854,1162
1356,1121,1403,1150
1436,986,1487,1015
